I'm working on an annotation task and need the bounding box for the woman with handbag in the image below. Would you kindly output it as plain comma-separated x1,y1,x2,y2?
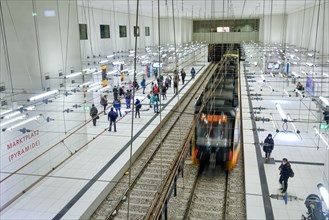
90,104,99,126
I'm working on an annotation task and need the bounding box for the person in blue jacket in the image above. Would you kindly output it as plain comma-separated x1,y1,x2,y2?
141,78,146,94
191,67,196,79
113,98,122,117
108,108,118,132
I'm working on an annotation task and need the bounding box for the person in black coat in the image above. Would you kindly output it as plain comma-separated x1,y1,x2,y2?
263,133,274,161
90,104,98,126
135,99,141,118
279,158,292,193
108,108,118,132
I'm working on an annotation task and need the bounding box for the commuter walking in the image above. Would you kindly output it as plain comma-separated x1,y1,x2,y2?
108,108,118,132
135,99,142,118
191,67,196,79
125,89,132,109
152,94,159,113
279,158,292,193
113,85,119,100
113,98,122,117
119,86,125,97
263,133,274,161
181,68,186,84
141,78,146,94
173,74,179,94
153,84,159,100
90,104,98,126
100,95,108,115
161,85,167,100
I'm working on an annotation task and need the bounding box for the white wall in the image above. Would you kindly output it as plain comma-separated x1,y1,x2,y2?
286,2,329,55
77,6,193,61
0,0,89,209
259,15,286,44
78,6,159,60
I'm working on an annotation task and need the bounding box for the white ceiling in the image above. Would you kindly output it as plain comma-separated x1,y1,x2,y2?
79,0,318,19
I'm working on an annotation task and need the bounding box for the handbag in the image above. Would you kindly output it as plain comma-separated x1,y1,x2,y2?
96,116,100,119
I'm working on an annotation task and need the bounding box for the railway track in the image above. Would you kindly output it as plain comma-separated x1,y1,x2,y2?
90,62,220,220
185,153,245,219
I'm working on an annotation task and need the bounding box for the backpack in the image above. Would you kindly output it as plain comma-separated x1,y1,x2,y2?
289,168,294,178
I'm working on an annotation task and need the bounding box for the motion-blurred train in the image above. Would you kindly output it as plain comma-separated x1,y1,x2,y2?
192,53,241,170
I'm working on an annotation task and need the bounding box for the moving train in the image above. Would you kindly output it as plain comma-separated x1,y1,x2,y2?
193,53,241,170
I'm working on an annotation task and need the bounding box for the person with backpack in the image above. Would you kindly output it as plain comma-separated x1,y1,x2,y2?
108,108,118,132
100,95,108,115
135,99,142,118
90,104,98,126
279,158,292,193
263,133,274,161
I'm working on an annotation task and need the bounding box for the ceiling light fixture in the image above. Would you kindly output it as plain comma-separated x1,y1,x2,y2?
27,90,59,102
317,183,329,208
64,72,82,79
78,81,93,88
314,127,329,148
3,115,41,132
276,103,288,122
1,114,27,127
319,96,329,106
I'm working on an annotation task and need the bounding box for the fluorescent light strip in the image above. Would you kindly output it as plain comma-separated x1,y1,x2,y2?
287,115,299,133
5,115,41,131
87,85,102,92
88,82,101,87
275,103,288,122
84,68,97,74
107,70,118,75
295,89,304,97
291,72,299,78
314,127,329,148
283,89,290,97
28,90,59,102
306,62,313,67
317,184,329,208
107,55,114,58
112,61,124,65
1,115,27,127
319,96,329,106
269,114,279,131
79,81,92,88
0,109,13,116
261,74,266,81
26,106,35,111
99,59,109,64
307,53,313,57
323,73,329,77
3,111,21,119
98,85,110,92
92,71,102,75
64,72,82,79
